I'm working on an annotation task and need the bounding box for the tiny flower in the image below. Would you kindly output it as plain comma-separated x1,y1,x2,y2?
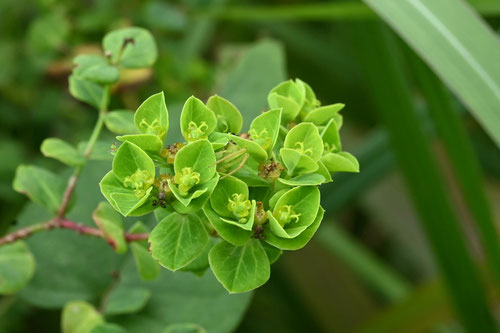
139,117,166,139
294,141,313,157
174,167,201,197
249,128,272,151
275,205,301,227
123,169,154,198
228,193,252,223
186,121,209,141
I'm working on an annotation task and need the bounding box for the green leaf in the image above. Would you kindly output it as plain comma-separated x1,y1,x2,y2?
69,75,105,109
77,141,113,161
206,95,243,134
61,301,103,333
134,92,169,141
179,238,214,275
284,122,323,161
303,103,344,126
104,110,138,135
203,204,252,246
209,239,270,293
174,140,216,184
41,138,86,166
249,108,282,153
267,80,305,123
149,212,210,271
171,176,219,214
321,118,342,153
364,0,500,149
117,134,163,153
261,241,282,264
92,202,127,254
112,141,155,182
278,173,325,186
163,323,207,333
103,27,158,68
91,323,127,333
73,55,120,84
210,176,249,218
220,200,256,231
227,134,268,163
103,287,151,315
0,241,35,294
180,96,217,142
279,148,318,176
13,165,65,214
128,221,160,281
264,207,324,251
269,186,320,239
208,132,229,150
321,151,360,173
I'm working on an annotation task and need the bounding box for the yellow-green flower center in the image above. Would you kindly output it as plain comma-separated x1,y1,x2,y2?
174,167,201,196
294,141,313,157
187,121,209,141
323,142,336,154
276,205,301,226
228,193,252,223
139,118,165,138
123,169,154,198
249,128,272,150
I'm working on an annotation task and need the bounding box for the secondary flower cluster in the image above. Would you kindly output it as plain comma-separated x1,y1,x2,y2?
100,78,359,293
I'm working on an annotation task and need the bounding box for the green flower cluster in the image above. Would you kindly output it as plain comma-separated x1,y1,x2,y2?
101,79,358,293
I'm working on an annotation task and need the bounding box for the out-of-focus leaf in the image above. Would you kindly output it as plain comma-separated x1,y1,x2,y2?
103,287,150,316
104,110,138,135
0,242,35,294
61,301,103,333
41,138,86,166
103,27,158,68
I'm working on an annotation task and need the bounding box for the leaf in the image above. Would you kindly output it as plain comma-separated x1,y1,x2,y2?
208,239,270,293
264,206,324,251
128,221,160,281
284,122,323,161
103,27,158,68
203,204,252,246
267,80,304,123
279,148,318,177
61,301,103,333
134,92,169,141
112,141,155,182
117,134,163,153
180,96,217,142
364,0,500,149
149,212,209,271
321,118,342,153
91,323,127,333
170,176,219,214
69,75,105,109
73,55,120,85
179,238,214,274
41,138,86,166
303,103,344,126
0,241,35,294
278,173,325,186
13,165,65,214
210,176,248,218
163,323,207,333
249,108,282,153
261,241,282,264
92,202,127,254
227,134,268,163
208,132,229,150
321,151,360,173
103,287,151,315
174,140,216,184
206,95,243,134
77,141,114,161
104,110,138,135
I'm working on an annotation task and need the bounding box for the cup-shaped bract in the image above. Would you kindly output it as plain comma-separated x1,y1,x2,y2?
267,79,305,123
249,108,282,154
134,92,169,141
284,123,324,162
206,95,243,134
181,96,217,142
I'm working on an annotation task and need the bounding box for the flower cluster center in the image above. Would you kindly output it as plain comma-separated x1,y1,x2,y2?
294,141,313,157
123,169,154,198
139,118,166,138
174,167,201,196
187,121,209,141
276,205,301,226
228,193,252,223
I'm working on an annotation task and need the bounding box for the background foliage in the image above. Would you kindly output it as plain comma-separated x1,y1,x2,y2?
1,0,500,332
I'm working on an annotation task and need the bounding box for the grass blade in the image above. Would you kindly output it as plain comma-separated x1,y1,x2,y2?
363,0,500,149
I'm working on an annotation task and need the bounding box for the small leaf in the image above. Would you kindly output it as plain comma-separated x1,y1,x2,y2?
103,27,158,68
171,176,219,214
0,241,35,294
278,173,326,186
321,151,360,173
91,323,127,333
228,134,268,163
103,287,151,315
112,141,155,182
262,241,282,264
134,92,169,141
104,110,138,135
206,95,243,134
321,118,342,153
128,221,160,281
61,301,103,333
180,96,217,142
265,207,324,251
41,138,86,166
249,108,281,153
163,323,207,333
13,165,65,214
69,75,105,109
174,140,216,184
73,54,120,84
284,122,323,161
209,239,270,293
92,202,127,254
117,134,163,153
279,148,318,177
210,176,248,218
208,132,229,150
303,103,344,126
267,80,305,123
203,204,251,246
149,212,209,271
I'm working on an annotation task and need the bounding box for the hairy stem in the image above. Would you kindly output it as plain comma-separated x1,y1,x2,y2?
0,218,149,246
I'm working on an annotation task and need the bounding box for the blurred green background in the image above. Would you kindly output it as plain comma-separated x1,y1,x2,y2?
2,0,500,332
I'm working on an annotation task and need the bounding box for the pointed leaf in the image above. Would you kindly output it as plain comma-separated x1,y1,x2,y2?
321,151,360,173
41,138,85,166
303,103,344,126
112,141,155,182
180,96,217,142
134,92,169,140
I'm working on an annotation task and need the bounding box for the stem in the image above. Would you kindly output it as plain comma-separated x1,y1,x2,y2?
0,218,149,246
57,86,110,218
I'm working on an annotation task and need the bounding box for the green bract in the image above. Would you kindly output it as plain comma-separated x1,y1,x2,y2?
98,78,359,293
